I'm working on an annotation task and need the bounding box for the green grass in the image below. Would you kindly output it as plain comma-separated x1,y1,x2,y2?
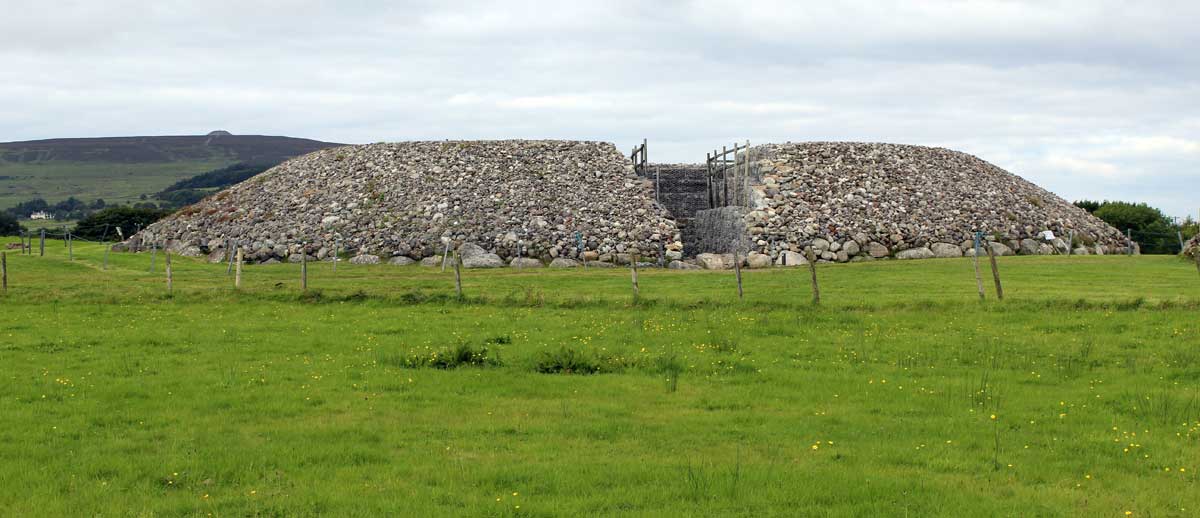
1,240,1198,516
0,159,234,209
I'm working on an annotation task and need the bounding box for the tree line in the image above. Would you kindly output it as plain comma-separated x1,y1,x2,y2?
1074,200,1197,254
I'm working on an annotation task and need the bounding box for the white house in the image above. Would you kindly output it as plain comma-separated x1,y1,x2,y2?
30,211,53,220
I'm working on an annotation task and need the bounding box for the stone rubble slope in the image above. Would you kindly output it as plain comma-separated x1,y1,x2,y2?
126,140,681,264
736,142,1128,264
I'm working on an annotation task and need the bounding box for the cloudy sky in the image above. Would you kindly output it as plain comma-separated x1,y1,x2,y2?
2,0,1197,217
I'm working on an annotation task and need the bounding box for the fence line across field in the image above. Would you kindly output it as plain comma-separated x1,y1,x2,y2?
4,228,1196,302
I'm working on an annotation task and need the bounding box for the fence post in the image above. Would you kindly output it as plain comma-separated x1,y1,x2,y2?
150,242,157,272
1067,230,1074,256
441,241,450,272
39,230,45,257
453,250,463,300
973,233,985,301
1126,228,1133,255
805,246,820,305
517,240,524,271
226,239,236,275
630,253,640,300
165,251,173,294
333,241,340,273
2,252,7,295
733,248,743,300
301,246,308,292
68,232,73,261
235,248,243,289
103,243,110,270
1178,231,1186,253
986,243,1004,300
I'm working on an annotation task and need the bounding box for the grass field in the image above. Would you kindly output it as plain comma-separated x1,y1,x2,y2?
0,160,234,210
1,239,1198,516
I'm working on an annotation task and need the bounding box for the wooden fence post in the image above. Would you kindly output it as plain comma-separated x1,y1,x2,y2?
333,242,340,273
301,247,308,292
1126,228,1133,255
1067,230,1074,256
165,251,173,294
1178,231,1186,253
67,232,73,261
226,239,236,275
39,230,45,257
986,243,1004,300
235,248,243,289
441,241,451,272
453,250,463,299
733,248,743,300
2,252,7,295
630,254,640,299
103,243,110,270
972,237,985,301
805,246,820,305
150,242,157,272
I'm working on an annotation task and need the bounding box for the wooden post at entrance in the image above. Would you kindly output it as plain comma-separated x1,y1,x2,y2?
2,252,7,295
165,251,173,294
805,246,820,305
972,237,985,301
235,248,243,289
986,243,1004,300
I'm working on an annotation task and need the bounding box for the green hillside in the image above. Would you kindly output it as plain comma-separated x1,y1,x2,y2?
0,133,341,211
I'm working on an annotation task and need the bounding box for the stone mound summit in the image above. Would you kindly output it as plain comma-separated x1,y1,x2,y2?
695,141,1128,265
129,140,681,265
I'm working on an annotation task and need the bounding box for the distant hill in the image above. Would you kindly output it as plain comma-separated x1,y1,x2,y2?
0,132,343,211
0,132,340,165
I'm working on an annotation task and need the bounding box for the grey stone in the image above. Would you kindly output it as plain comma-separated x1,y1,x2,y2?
350,254,381,265
696,253,725,270
549,258,579,268
388,256,415,266
842,241,860,256
745,252,772,269
509,257,543,268
896,247,935,260
867,242,889,258
462,253,504,268
775,250,808,266
668,260,700,270
930,243,962,258
1019,239,1041,255
420,256,443,267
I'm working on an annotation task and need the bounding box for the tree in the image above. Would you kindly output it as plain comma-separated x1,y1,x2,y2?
1091,201,1178,254
1073,200,1101,213
71,206,171,240
0,211,22,236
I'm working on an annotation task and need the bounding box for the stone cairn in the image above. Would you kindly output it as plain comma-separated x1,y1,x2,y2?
687,141,1129,269
123,140,682,268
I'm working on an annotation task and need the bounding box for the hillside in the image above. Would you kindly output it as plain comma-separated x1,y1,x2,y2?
0,132,342,210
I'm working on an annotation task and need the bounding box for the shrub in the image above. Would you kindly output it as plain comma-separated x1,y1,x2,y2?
382,342,501,369
71,206,172,240
535,346,601,374
0,212,22,236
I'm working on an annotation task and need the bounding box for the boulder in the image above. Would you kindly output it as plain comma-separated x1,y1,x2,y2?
179,245,203,257
1072,247,1090,256
745,252,773,269
930,243,962,258
696,253,725,270
1022,238,1041,255
462,253,504,268
420,256,443,267
896,247,935,260
549,258,579,268
867,242,889,258
388,256,415,266
585,261,615,268
509,257,543,268
842,241,860,257
775,250,808,266
668,260,700,270
350,254,381,265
